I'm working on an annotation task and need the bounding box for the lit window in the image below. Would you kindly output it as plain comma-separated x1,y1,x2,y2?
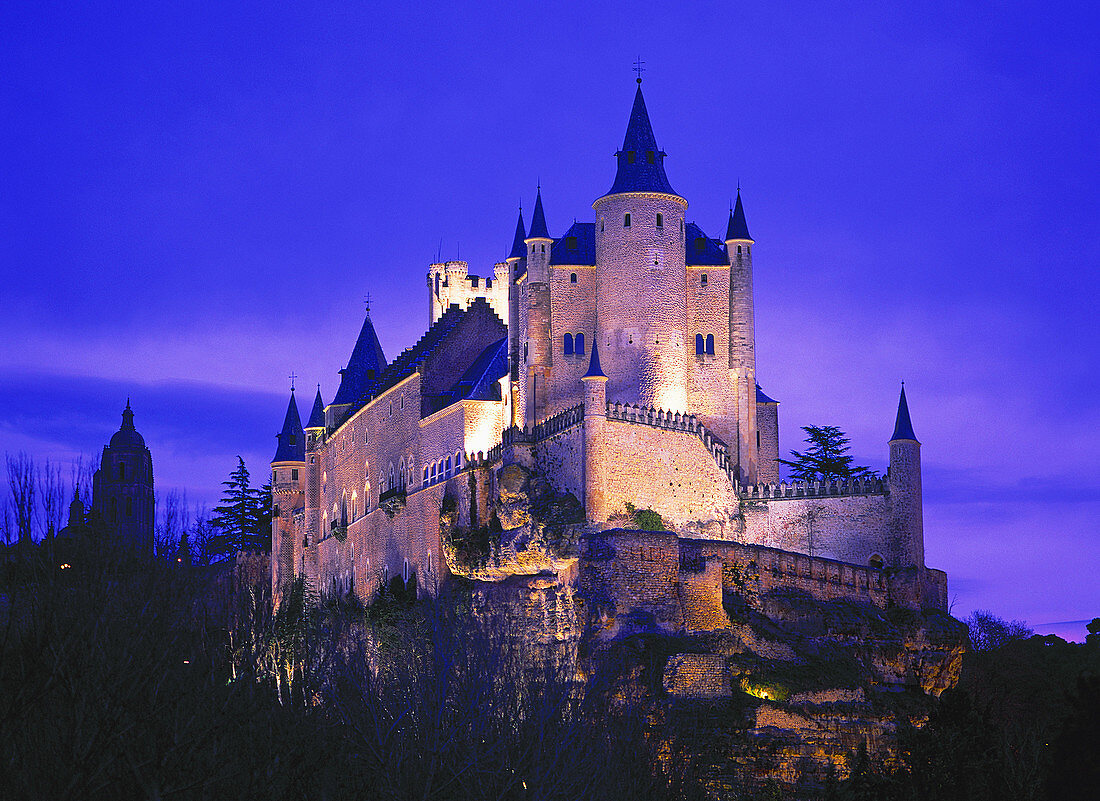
403,558,409,584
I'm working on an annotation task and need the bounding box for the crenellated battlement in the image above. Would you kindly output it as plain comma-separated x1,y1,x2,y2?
737,475,887,501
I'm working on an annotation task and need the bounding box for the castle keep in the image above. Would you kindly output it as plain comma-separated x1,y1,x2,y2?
270,83,947,624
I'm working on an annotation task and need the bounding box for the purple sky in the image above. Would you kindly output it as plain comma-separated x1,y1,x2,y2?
2,2,1097,639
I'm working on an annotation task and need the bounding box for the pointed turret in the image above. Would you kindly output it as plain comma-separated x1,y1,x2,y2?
726,190,752,242
273,390,306,463
306,386,326,430
507,208,527,261
890,384,918,442
332,309,387,407
582,337,606,379
604,83,678,198
527,188,550,241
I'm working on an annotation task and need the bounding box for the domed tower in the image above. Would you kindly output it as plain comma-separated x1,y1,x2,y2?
91,400,154,554
593,80,689,411
271,387,306,603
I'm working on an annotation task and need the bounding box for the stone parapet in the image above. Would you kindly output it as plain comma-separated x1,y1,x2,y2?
738,476,887,501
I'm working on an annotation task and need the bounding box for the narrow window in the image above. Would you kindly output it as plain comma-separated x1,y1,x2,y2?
701,273,708,287
627,151,636,164
523,342,528,362
570,272,577,283
600,219,605,231
564,333,574,355
423,467,428,485
737,245,742,255
109,498,117,521
427,551,432,574
389,464,395,491
541,244,545,253
656,213,663,229
431,464,437,482
624,213,631,228
757,431,761,448
403,558,409,584
646,151,655,164
695,334,705,355
288,434,296,445
445,456,452,477
575,332,585,355
292,468,299,481
706,334,715,355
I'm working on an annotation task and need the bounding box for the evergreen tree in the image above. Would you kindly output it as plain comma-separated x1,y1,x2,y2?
209,457,269,560
778,425,875,482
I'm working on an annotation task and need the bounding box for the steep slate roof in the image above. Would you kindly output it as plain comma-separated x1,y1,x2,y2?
604,84,679,198
508,209,527,259
550,221,597,265
755,385,779,404
528,188,550,239
440,336,509,406
685,222,728,266
306,386,326,429
890,385,919,442
273,391,305,462
332,311,387,406
583,338,606,378
726,191,751,240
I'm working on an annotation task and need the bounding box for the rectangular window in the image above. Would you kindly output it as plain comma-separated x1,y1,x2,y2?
292,469,299,481
566,236,577,249
646,151,655,164
627,151,635,164
624,213,631,228
656,213,663,229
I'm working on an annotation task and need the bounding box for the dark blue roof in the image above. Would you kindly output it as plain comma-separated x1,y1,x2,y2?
890,385,919,442
332,312,387,406
684,222,728,265
273,391,305,462
550,222,596,265
508,209,526,260
755,384,778,404
726,191,751,240
604,85,678,198
583,338,606,379
442,336,509,405
306,386,325,429
528,187,550,240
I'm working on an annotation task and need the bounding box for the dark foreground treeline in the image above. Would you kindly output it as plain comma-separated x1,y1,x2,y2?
823,618,1100,801
0,537,709,801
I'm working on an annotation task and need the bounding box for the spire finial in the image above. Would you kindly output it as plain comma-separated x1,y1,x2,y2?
633,57,645,84
288,372,298,392
363,292,372,314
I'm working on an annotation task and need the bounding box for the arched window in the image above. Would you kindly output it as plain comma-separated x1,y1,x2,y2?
570,272,577,283
737,245,742,255
445,456,452,477
403,558,410,584
423,466,429,486
575,332,585,355
540,244,545,253
455,451,463,471
427,551,432,574
431,463,437,482
695,334,705,355
388,463,395,491
705,334,715,355
564,333,574,355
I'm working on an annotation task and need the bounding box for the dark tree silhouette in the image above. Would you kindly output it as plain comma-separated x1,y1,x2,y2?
209,457,270,560
778,426,875,482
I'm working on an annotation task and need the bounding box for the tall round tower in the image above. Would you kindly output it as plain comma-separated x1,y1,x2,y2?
593,81,689,411
271,387,306,605
726,190,759,480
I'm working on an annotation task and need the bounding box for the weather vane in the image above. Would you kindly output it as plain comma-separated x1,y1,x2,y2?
363,292,372,313
633,57,646,84
288,372,298,391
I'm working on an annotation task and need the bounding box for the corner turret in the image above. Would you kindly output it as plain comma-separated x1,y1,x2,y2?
582,340,609,523
888,384,924,570
271,387,308,606
522,187,553,427
726,188,759,481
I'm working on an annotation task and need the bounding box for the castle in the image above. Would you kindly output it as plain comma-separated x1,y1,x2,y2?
270,82,947,625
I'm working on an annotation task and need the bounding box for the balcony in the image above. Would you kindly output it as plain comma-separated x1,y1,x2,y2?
378,486,407,518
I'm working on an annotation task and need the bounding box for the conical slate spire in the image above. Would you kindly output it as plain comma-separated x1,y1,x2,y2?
583,337,606,379
605,84,677,197
306,386,326,429
273,390,305,462
508,209,527,259
726,190,751,240
890,384,919,443
528,188,550,240
332,309,388,405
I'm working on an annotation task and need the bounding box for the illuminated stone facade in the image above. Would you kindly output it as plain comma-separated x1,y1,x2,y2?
270,84,946,621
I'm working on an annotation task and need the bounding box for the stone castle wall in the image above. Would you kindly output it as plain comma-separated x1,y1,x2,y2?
546,265,596,416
